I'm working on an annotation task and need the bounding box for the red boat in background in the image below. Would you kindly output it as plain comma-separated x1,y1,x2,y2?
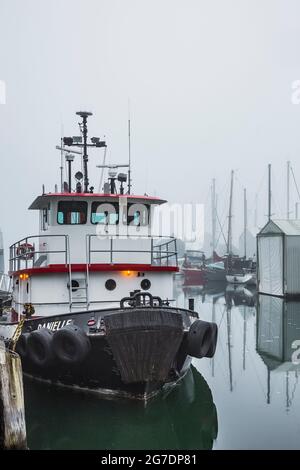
182,250,206,286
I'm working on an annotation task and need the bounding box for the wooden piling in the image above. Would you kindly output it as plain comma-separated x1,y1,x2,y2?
0,342,27,449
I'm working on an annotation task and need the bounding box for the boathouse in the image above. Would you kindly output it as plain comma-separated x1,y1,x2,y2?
257,219,300,297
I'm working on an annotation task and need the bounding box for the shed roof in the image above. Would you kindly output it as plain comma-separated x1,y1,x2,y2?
259,219,300,236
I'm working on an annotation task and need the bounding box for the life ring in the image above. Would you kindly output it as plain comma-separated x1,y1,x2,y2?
27,329,54,367
52,324,91,366
187,320,218,359
16,243,35,260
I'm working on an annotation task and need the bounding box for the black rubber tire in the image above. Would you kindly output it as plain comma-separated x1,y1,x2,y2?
52,325,91,366
187,320,214,359
27,329,54,367
205,323,218,358
15,332,30,359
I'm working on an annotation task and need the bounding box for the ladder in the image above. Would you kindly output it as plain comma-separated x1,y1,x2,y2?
68,270,89,311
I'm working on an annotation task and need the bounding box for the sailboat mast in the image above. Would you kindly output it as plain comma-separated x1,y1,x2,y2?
211,178,216,256
254,193,258,228
227,170,234,254
287,160,290,219
128,118,132,194
60,137,64,192
244,188,247,258
268,163,272,221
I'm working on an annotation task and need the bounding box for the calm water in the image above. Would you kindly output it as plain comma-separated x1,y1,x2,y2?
24,279,300,450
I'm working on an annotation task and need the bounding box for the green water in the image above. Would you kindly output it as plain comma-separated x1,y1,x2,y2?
24,283,300,449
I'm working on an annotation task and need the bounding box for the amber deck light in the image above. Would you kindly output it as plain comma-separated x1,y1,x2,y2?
19,273,29,280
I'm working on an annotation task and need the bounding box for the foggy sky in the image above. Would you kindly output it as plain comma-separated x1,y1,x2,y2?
1,0,300,259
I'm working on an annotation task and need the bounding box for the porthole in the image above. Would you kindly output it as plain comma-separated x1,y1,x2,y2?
68,280,79,292
141,279,151,290
105,279,116,291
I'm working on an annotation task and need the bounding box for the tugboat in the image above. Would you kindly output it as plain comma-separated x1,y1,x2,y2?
0,112,218,400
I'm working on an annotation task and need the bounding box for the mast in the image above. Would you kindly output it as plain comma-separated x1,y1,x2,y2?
287,160,290,219
211,178,216,256
60,137,64,192
128,118,132,194
244,188,247,258
296,202,299,219
254,193,258,228
61,111,106,193
268,163,272,221
227,170,234,255
76,111,93,193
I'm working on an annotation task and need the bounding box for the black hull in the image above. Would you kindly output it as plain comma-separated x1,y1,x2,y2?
7,306,195,400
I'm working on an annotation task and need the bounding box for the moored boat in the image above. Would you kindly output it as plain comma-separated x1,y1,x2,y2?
225,272,253,285
0,111,218,400
182,250,206,286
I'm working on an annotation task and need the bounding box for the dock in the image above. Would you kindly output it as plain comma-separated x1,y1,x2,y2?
0,342,27,449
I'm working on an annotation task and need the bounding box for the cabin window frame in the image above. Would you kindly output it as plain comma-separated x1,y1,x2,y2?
57,200,88,225
91,201,120,225
127,203,150,227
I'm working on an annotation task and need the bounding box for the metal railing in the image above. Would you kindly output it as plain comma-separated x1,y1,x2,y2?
86,234,178,267
9,233,178,312
9,235,70,272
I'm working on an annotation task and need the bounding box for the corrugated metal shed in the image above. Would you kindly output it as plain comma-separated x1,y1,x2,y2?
257,219,300,297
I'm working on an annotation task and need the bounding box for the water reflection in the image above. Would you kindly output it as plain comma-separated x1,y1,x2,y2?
24,365,218,450
179,283,300,449
256,295,300,408
24,282,300,449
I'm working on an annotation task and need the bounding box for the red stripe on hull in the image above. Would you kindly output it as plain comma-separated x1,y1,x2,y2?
182,268,205,286
11,264,178,277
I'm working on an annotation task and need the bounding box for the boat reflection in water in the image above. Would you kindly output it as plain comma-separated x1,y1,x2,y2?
256,295,300,407
24,365,218,450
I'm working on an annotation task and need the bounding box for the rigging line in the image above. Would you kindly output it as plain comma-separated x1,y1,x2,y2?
214,177,231,219
290,165,300,201
216,210,227,246
217,304,227,329
249,166,268,209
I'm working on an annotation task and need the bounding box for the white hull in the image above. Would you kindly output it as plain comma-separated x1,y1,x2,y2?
226,273,252,285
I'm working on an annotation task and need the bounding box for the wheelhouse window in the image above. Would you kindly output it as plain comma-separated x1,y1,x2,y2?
57,201,87,225
91,202,119,225
127,203,149,226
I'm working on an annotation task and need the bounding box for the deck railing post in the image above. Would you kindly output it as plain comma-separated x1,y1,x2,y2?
166,241,169,266
110,238,113,264
151,238,153,265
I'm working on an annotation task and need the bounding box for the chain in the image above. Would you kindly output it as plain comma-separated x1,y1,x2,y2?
9,303,35,352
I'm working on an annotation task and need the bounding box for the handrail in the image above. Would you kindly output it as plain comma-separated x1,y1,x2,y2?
87,234,178,267
9,233,177,313
9,234,69,272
